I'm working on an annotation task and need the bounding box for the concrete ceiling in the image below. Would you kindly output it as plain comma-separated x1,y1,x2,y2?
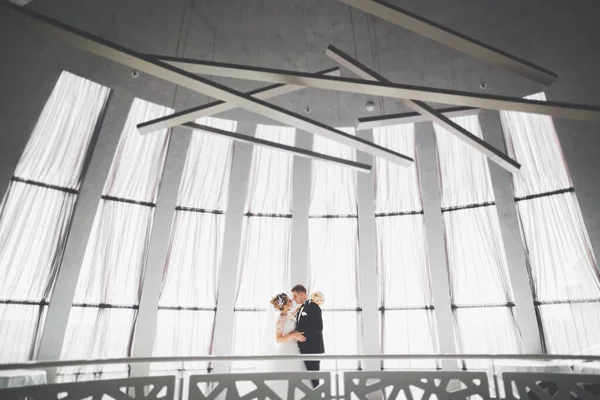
1,0,600,256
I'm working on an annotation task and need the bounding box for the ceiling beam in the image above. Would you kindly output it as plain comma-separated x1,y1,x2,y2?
156,55,600,122
325,45,520,173
3,3,412,167
338,0,557,86
184,122,371,173
137,67,341,134
356,106,480,130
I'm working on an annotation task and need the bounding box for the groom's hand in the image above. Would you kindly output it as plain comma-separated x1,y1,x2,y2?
292,332,306,342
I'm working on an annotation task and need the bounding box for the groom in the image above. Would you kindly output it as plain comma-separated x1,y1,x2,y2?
291,284,324,388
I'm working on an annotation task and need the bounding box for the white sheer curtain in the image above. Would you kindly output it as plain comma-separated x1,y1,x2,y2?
59,98,172,381
434,115,522,368
309,128,361,371
500,92,600,354
151,117,235,374
231,125,295,372
373,124,439,370
0,71,109,363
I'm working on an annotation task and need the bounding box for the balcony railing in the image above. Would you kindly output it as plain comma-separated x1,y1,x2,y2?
1,354,599,399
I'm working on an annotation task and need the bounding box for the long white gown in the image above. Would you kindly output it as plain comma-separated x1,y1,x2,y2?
266,313,306,398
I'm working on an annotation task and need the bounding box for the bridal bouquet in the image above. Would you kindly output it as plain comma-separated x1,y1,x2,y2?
310,291,325,306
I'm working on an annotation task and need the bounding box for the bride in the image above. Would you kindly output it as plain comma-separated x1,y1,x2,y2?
265,293,306,398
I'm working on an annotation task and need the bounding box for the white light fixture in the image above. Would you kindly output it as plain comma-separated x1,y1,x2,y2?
366,102,376,112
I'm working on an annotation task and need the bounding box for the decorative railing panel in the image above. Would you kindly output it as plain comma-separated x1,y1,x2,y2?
503,372,600,400
344,370,491,400
188,372,330,400
0,375,176,400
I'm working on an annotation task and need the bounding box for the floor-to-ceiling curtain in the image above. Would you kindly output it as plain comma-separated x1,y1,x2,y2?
58,98,172,381
150,117,235,377
373,123,440,370
433,115,522,369
500,92,600,354
308,128,362,372
0,71,109,363
231,125,295,372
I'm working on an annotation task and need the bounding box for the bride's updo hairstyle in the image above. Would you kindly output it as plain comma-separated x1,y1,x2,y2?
270,293,289,311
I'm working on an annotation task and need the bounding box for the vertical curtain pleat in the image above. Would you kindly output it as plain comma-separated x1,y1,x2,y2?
500,93,600,354
60,98,172,379
381,310,439,370
151,117,235,373
14,71,110,190
373,124,439,369
231,125,295,371
0,71,109,362
103,99,171,203
308,128,361,370
433,115,521,364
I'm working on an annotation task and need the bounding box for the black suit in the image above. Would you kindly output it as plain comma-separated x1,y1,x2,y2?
296,300,324,387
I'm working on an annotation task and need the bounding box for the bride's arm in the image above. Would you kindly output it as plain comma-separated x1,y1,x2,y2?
276,329,305,343
275,320,306,343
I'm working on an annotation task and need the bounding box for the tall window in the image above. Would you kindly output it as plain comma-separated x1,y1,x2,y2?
373,124,440,370
151,117,235,377
58,98,173,381
433,115,522,368
0,71,110,363
308,128,362,371
500,92,600,354
231,125,295,372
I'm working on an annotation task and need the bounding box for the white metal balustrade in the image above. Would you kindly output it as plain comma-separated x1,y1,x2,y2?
1,354,600,399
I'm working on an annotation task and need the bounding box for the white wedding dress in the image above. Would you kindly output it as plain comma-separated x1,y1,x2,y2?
266,313,306,398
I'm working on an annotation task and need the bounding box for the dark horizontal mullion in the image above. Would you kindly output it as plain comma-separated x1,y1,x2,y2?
0,299,49,306
535,298,600,306
244,212,292,218
158,306,217,312
175,206,224,215
309,214,358,219
379,305,435,311
322,307,362,312
234,307,267,312
451,302,515,309
72,303,139,310
441,201,495,213
375,210,424,218
515,187,574,202
101,195,155,208
12,176,78,195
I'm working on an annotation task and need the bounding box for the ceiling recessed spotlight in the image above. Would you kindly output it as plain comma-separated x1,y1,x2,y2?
479,81,488,90
304,106,312,114
366,101,376,112
131,70,139,78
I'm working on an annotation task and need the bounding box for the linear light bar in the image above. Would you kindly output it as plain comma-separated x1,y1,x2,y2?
356,106,480,130
3,4,412,167
338,0,557,86
326,45,520,173
137,67,341,134
184,122,371,173
156,56,600,122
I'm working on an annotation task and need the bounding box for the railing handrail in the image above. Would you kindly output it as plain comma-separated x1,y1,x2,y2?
1,353,599,371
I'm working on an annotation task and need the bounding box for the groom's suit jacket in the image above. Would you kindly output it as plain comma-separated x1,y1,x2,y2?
296,300,325,354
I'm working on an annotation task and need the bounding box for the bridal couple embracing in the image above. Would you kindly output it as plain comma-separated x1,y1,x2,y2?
267,284,324,390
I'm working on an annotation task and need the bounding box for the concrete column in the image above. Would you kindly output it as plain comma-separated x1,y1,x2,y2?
130,124,192,377
415,122,459,368
479,110,543,353
290,132,312,289
37,92,133,366
211,122,255,373
356,131,382,371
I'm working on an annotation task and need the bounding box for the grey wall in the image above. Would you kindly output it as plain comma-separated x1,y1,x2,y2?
1,0,600,352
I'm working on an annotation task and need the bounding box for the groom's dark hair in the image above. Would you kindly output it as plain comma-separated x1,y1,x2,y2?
291,284,307,294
